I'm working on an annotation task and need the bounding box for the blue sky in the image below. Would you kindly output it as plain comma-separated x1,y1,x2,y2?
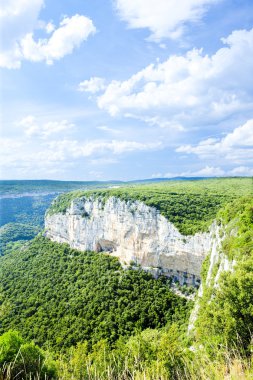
1,0,253,180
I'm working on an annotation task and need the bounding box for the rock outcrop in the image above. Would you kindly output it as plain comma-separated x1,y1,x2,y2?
45,196,217,286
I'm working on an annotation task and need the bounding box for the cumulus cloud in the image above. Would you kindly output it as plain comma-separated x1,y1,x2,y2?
18,116,75,138
114,0,219,41
176,119,253,164
21,15,95,65
78,77,106,93
0,0,95,68
0,0,44,68
94,28,253,129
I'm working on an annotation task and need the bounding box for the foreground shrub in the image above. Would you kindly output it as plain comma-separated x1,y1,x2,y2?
0,331,56,379
55,326,253,380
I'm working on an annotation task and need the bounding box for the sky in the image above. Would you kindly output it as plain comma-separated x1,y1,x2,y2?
1,0,253,181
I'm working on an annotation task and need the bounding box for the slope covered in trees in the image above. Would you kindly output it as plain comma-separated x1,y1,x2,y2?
194,196,253,352
0,223,40,256
0,179,252,379
0,237,190,351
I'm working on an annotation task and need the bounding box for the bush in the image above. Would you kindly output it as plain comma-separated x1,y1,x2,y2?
0,331,56,379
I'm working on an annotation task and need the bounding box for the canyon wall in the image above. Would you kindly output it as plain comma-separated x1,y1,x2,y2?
45,196,218,286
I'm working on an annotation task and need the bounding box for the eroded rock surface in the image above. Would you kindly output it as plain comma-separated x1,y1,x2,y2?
45,196,217,286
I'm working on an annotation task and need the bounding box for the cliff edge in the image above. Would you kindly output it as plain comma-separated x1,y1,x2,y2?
45,195,219,286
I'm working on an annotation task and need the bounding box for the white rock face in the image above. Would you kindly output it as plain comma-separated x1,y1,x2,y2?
45,196,216,286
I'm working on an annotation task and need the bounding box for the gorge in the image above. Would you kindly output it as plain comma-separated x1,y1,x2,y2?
45,195,221,286
0,178,252,379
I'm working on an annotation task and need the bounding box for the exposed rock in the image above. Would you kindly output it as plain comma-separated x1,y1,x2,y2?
45,196,217,286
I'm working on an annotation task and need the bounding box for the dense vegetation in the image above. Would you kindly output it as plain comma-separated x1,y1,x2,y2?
54,327,253,380
1,326,252,379
0,179,252,379
49,192,253,379
0,324,253,380
0,330,56,379
48,178,252,235
0,195,57,227
0,223,40,256
0,237,190,351
194,196,253,353
0,194,55,255
0,180,122,197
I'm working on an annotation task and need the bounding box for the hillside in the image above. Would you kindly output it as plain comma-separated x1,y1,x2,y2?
0,178,252,379
193,196,253,351
0,237,190,351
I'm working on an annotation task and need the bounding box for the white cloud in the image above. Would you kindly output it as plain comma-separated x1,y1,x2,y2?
79,77,106,93
89,158,119,165
3,113,162,177
114,0,219,41
0,1,96,68
46,139,162,157
176,119,253,164
185,166,225,176
135,116,186,130
0,0,44,68
97,126,121,134
161,166,225,177
17,116,75,138
0,133,162,178
229,166,253,176
21,15,95,65
95,28,253,130
153,165,253,178
45,22,55,34
0,138,23,167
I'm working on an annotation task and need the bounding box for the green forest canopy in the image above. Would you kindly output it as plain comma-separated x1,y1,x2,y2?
0,237,190,351
1,196,252,379
0,181,252,379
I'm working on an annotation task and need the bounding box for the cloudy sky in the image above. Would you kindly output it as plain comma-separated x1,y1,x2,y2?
1,0,253,180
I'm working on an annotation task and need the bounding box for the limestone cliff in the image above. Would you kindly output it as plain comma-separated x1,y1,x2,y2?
45,195,219,286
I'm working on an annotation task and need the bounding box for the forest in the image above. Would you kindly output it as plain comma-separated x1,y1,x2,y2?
0,236,190,350
0,178,252,379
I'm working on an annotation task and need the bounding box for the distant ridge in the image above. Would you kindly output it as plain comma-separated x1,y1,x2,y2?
1,177,249,197
129,177,207,183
